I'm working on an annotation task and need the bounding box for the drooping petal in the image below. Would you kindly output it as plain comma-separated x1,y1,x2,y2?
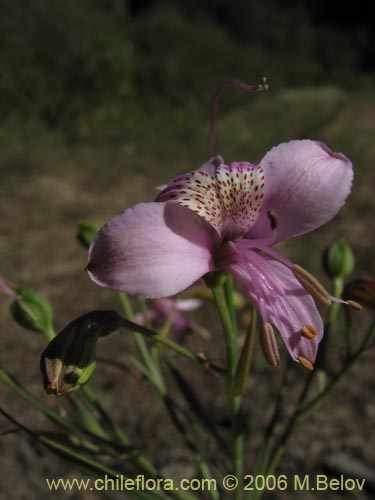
87,202,218,298
246,140,353,245
216,241,323,363
156,156,265,239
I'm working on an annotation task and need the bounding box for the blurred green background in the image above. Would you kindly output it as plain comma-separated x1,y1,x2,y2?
0,0,373,140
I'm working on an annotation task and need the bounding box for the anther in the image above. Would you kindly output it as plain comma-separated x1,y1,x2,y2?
346,300,362,311
259,322,281,368
298,356,314,371
292,264,332,307
300,325,318,340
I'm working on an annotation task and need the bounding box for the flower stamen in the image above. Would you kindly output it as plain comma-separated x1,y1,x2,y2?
292,264,332,307
259,322,281,368
300,324,318,340
298,355,314,371
346,300,362,311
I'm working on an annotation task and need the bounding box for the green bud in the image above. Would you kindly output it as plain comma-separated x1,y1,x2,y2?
40,310,122,396
323,239,354,279
10,289,53,334
76,221,99,249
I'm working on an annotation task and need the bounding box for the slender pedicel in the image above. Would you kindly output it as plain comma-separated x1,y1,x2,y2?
300,325,318,340
298,356,314,371
259,322,281,368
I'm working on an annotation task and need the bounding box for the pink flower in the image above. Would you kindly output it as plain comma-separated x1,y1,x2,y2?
87,140,353,368
134,297,205,344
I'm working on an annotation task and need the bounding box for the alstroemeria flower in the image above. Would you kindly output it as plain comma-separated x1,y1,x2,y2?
87,140,353,369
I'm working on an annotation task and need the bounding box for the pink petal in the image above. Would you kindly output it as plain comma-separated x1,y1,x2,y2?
217,242,323,362
0,277,16,297
246,140,353,244
156,158,224,234
156,156,265,239
87,202,218,298
174,298,203,311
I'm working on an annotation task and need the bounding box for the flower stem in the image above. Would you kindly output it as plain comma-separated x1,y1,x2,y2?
118,292,166,395
212,275,245,499
212,283,238,383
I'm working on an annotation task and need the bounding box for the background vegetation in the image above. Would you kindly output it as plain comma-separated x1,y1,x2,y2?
0,0,373,139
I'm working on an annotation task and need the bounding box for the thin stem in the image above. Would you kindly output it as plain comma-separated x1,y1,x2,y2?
118,292,166,395
297,319,375,420
212,277,245,499
256,319,375,498
163,396,219,500
233,310,257,395
0,407,183,500
212,284,238,384
82,385,158,477
209,78,267,158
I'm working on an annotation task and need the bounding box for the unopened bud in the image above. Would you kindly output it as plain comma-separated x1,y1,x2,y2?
11,289,53,334
323,239,354,279
76,221,99,249
41,310,122,396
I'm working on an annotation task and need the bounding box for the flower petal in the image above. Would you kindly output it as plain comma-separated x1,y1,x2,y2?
217,242,323,362
156,156,265,239
246,140,353,244
87,202,218,298
156,158,223,233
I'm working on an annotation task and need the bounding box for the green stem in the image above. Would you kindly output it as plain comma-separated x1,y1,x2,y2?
118,292,166,395
212,277,244,499
163,396,219,500
233,310,257,395
327,277,344,326
212,284,237,384
81,385,158,477
0,407,175,500
257,319,375,498
297,320,375,420
224,273,237,337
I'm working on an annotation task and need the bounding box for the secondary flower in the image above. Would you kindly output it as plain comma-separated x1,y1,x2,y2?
134,297,206,344
87,139,354,369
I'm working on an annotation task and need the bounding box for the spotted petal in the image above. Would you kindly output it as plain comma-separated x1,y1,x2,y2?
157,156,265,239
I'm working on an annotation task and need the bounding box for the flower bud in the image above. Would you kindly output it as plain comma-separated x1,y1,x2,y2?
41,310,122,396
10,288,53,334
323,239,354,279
76,221,99,249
